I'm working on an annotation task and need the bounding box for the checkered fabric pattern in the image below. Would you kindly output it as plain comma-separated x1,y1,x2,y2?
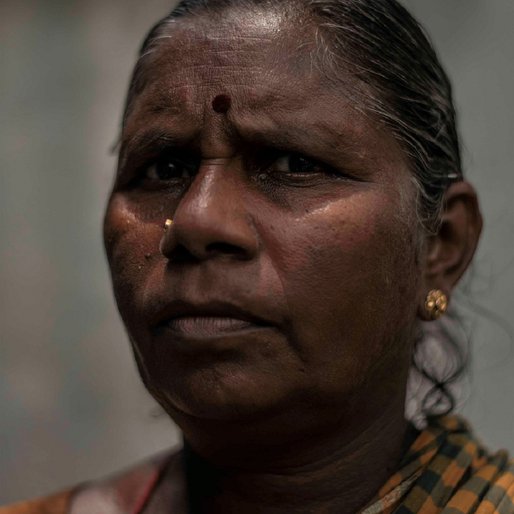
363,416,514,514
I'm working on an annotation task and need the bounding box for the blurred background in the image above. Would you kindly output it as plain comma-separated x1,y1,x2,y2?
1,0,513,504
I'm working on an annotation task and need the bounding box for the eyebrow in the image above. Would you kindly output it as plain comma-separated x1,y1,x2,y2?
119,119,364,172
119,83,376,166
233,118,364,163
120,129,182,161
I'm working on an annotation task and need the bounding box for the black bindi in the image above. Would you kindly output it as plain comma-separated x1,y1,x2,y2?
212,94,232,114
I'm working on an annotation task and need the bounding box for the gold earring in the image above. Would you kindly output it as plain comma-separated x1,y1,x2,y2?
425,290,448,320
164,219,173,230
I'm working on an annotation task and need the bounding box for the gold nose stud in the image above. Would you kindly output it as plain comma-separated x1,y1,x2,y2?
164,219,173,230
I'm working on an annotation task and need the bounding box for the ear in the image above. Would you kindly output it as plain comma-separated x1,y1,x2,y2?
418,181,483,321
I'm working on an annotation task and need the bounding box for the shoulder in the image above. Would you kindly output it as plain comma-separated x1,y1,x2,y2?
444,453,514,514
433,417,514,504
0,450,180,514
0,491,72,514
474,454,514,508
69,449,180,514
426,416,514,512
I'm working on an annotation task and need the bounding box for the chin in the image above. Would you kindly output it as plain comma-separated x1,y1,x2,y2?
143,364,295,424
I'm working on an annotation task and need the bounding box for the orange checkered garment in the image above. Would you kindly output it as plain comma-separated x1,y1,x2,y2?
363,416,514,514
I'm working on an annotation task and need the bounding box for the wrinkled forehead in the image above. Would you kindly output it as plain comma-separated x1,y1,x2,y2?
148,8,315,69
124,9,332,120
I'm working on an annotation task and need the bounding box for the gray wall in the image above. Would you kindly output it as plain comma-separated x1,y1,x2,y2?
1,0,513,505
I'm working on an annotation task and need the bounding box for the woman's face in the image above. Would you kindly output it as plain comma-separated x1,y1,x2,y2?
104,12,425,431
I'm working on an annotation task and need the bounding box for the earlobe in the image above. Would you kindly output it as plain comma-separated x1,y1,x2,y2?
419,181,483,320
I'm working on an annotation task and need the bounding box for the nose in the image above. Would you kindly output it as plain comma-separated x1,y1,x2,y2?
160,161,259,263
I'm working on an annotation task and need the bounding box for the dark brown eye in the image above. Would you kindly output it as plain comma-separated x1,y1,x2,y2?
145,155,197,182
271,154,325,174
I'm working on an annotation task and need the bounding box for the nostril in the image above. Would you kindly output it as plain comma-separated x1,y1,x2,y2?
162,241,250,264
164,244,199,264
206,242,249,258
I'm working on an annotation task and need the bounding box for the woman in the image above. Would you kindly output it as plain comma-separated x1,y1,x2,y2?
2,0,512,513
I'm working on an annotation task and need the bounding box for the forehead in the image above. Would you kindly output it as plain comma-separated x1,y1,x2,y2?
126,9,340,120
121,10,409,178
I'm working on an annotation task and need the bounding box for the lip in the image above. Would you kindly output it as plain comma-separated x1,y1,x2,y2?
163,316,262,339
150,299,273,339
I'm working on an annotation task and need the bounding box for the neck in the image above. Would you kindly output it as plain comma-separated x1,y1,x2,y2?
184,401,410,514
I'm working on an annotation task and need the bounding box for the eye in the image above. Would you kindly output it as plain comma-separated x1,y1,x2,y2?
271,154,326,175
144,154,197,183
250,150,359,191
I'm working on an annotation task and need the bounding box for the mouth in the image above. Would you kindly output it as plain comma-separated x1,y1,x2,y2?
151,300,274,340
163,316,262,339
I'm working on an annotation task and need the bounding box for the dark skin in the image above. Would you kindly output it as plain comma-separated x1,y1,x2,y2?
104,10,482,514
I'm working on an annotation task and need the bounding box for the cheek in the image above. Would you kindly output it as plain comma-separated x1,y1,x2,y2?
269,193,421,376
104,195,161,310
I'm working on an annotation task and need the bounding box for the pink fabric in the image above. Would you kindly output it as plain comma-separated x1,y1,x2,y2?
131,467,165,514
